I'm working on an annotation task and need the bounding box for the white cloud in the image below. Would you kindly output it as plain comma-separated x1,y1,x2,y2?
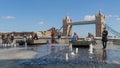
1,16,15,19
106,15,112,18
84,15,95,21
113,15,119,18
106,15,119,18
116,18,120,20
38,21,44,25
106,15,120,21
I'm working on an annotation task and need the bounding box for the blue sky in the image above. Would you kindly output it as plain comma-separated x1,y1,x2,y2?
0,0,120,37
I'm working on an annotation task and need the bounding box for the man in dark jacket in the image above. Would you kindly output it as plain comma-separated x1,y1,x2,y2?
102,27,108,49
10,34,14,44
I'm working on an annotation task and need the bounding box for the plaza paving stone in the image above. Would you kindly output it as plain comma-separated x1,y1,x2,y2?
0,43,120,68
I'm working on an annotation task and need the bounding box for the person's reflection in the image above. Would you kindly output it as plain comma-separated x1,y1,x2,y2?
102,49,107,63
51,46,56,55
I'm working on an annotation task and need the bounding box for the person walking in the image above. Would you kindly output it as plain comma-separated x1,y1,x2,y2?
1,34,5,46
102,27,108,49
72,32,78,41
6,34,11,46
10,34,14,45
57,33,61,43
51,31,56,44
22,34,27,45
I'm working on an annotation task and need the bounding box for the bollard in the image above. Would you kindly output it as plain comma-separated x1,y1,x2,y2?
14,44,16,47
2,44,5,47
25,42,27,49
76,48,78,54
66,53,68,61
5,44,7,47
89,44,93,54
69,43,72,51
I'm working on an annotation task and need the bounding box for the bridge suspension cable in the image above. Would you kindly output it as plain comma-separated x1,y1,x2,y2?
105,24,120,36
59,26,63,31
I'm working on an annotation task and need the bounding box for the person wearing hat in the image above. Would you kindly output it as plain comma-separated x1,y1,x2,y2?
102,27,108,49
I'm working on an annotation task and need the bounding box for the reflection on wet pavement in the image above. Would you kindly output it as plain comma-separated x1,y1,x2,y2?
19,44,120,68
0,44,120,68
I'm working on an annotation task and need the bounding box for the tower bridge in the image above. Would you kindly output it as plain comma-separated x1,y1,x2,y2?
67,20,96,25
62,11,106,37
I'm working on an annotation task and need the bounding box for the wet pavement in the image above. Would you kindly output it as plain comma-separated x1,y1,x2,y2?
0,43,120,68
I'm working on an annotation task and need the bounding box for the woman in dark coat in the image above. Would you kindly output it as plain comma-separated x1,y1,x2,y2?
102,27,108,49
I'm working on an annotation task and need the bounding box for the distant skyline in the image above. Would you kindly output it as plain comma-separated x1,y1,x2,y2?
0,0,120,37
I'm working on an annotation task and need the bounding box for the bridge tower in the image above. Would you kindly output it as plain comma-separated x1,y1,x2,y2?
63,16,72,36
95,11,106,37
